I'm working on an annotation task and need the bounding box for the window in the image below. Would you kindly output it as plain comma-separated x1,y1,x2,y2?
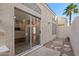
52,17,56,34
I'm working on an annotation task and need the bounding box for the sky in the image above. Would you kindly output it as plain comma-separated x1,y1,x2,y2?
47,3,79,22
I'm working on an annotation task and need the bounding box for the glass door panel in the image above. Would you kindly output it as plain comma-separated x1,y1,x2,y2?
15,8,30,55
32,17,40,47
36,18,40,45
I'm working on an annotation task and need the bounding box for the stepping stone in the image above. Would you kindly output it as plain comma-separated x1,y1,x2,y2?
64,48,71,52
53,40,63,45
54,38,64,42
64,44,70,48
50,45,54,48
62,53,68,56
54,46,61,49
66,51,74,56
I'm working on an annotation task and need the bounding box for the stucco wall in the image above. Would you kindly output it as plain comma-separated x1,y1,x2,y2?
0,3,14,55
21,3,41,14
56,16,67,25
70,16,79,55
37,4,56,45
56,16,68,38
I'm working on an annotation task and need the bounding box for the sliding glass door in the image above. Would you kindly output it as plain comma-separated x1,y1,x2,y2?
32,17,41,47
14,8,41,55
15,8,31,54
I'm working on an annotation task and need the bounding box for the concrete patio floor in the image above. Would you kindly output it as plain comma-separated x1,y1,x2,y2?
25,38,74,56
26,46,60,56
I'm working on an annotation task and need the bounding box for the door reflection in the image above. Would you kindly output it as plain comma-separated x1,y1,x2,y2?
32,17,40,47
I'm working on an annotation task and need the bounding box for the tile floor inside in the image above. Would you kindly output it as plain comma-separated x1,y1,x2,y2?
15,40,30,55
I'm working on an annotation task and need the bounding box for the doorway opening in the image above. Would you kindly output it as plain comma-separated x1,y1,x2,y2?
14,8,41,55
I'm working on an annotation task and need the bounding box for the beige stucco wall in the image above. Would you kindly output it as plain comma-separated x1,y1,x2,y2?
37,4,56,45
0,3,56,55
21,3,41,14
56,16,67,25
56,16,68,38
0,3,15,55
70,16,79,55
